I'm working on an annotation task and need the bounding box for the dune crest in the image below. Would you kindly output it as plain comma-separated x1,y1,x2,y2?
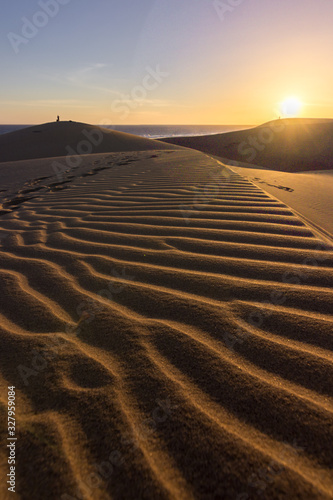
0,121,180,163
160,118,333,172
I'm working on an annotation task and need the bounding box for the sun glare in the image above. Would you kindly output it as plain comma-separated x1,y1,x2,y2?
280,97,303,117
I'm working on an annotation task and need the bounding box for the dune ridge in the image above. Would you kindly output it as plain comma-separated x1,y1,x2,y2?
160,118,333,172
0,148,333,499
0,121,180,163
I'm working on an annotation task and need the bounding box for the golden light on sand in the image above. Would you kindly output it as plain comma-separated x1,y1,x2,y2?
280,96,303,117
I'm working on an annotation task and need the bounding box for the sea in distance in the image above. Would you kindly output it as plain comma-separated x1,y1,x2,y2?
0,124,252,139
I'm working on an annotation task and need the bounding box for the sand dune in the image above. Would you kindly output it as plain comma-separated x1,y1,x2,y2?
0,146,333,499
0,121,179,163
160,118,333,172
224,163,333,241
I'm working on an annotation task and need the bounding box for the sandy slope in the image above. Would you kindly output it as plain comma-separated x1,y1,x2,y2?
160,118,333,172
0,148,333,499
223,163,333,241
0,122,179,163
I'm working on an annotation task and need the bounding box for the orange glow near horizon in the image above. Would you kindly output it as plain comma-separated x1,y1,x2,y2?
1,96,332,127
0,95,332,126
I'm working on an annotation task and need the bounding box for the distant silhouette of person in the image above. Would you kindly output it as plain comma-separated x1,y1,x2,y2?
56,115,59,122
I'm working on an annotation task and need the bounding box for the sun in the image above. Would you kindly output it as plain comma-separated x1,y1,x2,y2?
280,96,303,117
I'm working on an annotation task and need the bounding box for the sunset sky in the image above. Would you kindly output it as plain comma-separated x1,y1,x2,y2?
1,0,333,125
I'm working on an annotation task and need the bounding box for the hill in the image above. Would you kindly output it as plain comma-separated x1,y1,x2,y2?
0,121,179,163
160,118,333,172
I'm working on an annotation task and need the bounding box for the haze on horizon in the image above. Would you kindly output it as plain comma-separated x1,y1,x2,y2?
1,0,332,126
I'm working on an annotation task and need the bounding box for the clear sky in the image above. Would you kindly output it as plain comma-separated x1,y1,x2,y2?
1,0,333,125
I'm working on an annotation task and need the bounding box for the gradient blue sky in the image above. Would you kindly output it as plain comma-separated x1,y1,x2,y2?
1,0,333,124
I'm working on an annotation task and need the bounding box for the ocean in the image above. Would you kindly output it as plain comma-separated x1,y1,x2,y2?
0,124,252,139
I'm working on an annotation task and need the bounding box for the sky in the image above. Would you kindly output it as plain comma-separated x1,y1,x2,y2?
1,0,333,125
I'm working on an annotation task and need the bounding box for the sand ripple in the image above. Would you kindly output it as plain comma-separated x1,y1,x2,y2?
0,150,333,499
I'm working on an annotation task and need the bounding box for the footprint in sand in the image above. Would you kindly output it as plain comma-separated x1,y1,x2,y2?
3,195,34,208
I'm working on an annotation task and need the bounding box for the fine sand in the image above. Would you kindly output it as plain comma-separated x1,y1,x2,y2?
1,125,333,499
160,118,333,172
0,121,179,163
223,162,333,242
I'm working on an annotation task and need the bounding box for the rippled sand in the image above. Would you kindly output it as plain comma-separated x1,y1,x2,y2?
1,142,333,499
